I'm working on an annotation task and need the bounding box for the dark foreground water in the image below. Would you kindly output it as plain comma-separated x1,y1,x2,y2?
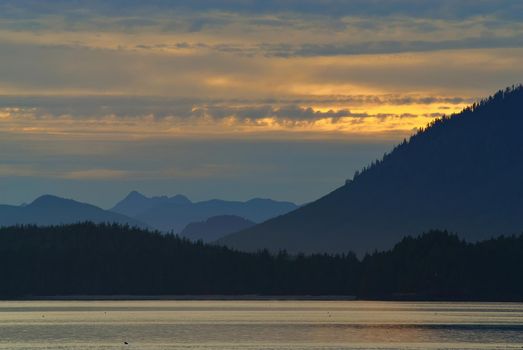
0,300,522,349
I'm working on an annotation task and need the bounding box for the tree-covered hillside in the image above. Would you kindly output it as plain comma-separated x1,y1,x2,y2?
1,223,522,300
219,86,523,255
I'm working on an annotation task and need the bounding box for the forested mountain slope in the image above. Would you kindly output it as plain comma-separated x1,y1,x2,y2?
219,86,523,254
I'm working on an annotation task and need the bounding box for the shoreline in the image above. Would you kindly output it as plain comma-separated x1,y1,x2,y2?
3,295,358,301
3,295,522,302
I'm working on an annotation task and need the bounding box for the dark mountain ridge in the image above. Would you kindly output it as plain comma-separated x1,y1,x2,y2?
111,191,298,233
111,191,191,217
218,86,523,255
180,215,255,242
0,195,144,228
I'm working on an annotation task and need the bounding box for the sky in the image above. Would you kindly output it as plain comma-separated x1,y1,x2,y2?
1,0,522,208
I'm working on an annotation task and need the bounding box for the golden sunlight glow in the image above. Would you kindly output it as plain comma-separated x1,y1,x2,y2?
0,106,445,141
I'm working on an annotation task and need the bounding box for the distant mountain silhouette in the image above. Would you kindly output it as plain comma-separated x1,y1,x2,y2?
180,215,255,242
111,191,298,232
0,195,144,228
111,191,191,217
218,86,523,255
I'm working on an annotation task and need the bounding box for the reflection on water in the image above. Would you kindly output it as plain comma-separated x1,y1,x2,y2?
0,300,522,349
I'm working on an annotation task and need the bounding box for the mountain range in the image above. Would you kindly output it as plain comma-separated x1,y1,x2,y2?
218,86,523,255
111,191,298,233
0,195,144,228
0,192,297,240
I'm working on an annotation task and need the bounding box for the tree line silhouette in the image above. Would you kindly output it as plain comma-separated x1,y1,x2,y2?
0,223,522,300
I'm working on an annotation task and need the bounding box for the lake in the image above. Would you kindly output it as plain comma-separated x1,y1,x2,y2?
0,300,522,349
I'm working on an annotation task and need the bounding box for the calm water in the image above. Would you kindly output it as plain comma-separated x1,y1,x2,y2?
0,300,522,349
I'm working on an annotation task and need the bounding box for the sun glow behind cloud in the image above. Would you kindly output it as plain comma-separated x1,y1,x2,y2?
0,97,467,141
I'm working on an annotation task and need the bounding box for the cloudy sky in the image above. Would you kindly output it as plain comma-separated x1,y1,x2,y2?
1,0,522,207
